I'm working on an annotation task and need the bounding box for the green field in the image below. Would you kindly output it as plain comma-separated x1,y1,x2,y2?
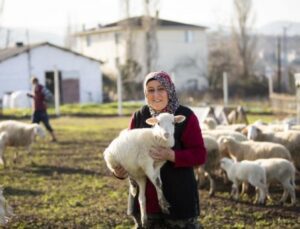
0,115,299,228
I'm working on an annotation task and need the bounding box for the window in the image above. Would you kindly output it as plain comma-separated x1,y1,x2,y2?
184,30,194,43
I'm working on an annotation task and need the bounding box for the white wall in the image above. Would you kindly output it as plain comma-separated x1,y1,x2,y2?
0,44,103,104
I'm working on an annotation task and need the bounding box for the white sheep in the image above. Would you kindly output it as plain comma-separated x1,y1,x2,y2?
0,120,46,167
252,158,296,206
220,157,267,204
103,113,185,227
0,188,13,226
203,117,246,132
218,137,292,162
194,134,220,196
246,125,300,168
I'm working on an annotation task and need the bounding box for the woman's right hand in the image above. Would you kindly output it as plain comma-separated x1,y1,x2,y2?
113,165,128,179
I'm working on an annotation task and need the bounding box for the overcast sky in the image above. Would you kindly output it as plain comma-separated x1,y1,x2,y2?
1,0,300,34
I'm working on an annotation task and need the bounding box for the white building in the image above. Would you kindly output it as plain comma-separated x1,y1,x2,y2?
0,42,103,105
75,16,208,92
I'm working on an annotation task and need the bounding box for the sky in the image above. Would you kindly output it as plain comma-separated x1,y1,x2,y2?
1,0,300,41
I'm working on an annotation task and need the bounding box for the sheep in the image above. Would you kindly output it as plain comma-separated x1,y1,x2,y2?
227,106,249,125
194,135,220,196
103,113,186,227
246,125,300,168
220,157,267,204
0,120,46,167
218,137,292,162
252,158,296,206
0,188,13,226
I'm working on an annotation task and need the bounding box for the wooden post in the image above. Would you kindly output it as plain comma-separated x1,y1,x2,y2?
294,73,300,124
223,72,228,106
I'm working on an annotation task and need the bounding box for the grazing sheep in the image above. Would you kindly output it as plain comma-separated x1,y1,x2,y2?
218,137,292,162
103,113,185,227
220,157,267,204
0,188,13,226
195,135,220,196
0,120,46,167
246,125,300,168
253,158,296,206
227,106,249,125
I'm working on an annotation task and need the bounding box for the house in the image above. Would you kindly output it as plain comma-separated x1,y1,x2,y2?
0,42,103,106
75,16,208,93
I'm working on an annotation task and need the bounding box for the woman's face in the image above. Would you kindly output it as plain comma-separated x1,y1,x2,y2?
145,80,168,112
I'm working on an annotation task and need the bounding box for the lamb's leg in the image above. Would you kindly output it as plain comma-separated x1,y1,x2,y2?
280,179,295,206
205,172,215,197
135,177,147,227
231,182,239,201
249,178,266,205
144,165,170,214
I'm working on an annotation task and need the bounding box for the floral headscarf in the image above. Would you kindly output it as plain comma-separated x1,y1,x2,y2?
144,71,180,116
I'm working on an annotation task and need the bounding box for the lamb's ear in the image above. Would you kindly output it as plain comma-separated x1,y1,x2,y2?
174,115,185,124
146,117,158,126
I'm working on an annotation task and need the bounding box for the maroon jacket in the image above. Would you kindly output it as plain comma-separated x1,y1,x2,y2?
128,105,207,219
32,84,47,111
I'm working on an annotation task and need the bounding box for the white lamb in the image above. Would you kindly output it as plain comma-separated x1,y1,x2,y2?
103,113,185,227
220,157,267,204
0,120,46,167
253,158,296,206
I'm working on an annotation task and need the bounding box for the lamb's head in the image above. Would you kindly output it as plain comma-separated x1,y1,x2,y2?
33,124,46,138
146,113,185,147
247,125,260,140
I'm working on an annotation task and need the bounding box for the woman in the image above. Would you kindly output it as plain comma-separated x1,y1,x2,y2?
114,71,207,228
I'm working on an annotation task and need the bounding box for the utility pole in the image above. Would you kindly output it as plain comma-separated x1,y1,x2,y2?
282,26,289,92
277,36,282,93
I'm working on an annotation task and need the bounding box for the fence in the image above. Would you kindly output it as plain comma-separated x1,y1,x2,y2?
269,93,296,115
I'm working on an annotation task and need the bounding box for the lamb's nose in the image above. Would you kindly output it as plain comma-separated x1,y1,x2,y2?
164,133,170,138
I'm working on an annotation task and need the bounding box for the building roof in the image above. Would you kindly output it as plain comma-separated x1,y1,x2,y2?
0,42,103,63
77,16,207,35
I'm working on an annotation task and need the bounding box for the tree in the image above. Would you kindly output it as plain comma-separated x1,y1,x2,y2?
231,0,257,83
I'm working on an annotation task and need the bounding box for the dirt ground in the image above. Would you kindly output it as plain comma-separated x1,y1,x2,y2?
1,117,300,228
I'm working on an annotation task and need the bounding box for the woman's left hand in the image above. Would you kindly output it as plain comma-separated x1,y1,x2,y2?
149,147,175,162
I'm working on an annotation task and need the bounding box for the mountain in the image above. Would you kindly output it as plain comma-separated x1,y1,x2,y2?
0,27,64,48
257,21,300,36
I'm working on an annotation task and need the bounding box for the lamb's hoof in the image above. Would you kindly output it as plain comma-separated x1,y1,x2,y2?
159,199,170,214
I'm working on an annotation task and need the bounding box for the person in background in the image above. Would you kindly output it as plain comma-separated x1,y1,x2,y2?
27,77,57,142
113,71,207,228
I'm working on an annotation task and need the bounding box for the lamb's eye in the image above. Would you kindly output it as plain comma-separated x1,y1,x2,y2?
157,122,160,126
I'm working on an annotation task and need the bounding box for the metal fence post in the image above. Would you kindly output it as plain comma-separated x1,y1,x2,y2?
294,73,300,124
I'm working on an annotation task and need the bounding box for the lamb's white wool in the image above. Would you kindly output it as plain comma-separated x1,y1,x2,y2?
253,158,296,206
103,113,185,227
0,188,13,226
220,157,267,204
0,120,45,167
246,125,300,168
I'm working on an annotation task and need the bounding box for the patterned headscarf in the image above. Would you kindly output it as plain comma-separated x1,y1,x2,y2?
144,71,180,116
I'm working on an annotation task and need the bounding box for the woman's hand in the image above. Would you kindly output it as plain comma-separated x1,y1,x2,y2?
149,147,175,162
113,165,128,179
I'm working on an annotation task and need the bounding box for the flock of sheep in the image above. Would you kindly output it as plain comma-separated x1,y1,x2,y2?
0,107,299,226
0,120,46,225
197,115,299,207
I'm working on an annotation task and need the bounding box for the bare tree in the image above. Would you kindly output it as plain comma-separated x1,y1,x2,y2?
231,0,257,82
142,0,159,74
